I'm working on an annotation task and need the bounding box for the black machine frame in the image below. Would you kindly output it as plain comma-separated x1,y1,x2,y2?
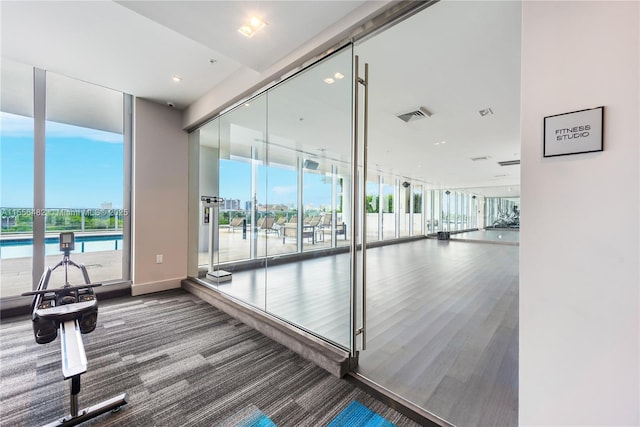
22,232,128,426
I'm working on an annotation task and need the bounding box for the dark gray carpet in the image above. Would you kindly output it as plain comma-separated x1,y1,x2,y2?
0,289,420,426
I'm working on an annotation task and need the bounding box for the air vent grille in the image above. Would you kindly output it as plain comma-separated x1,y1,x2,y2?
396,107,432,123
498,160,520,166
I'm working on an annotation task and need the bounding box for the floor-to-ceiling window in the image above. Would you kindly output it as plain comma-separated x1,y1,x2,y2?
1,59,34,298
365,180,380,242
44,72,127,287
412,184,423,235
381,178,395,240
1,60,131,297
398,181,410,237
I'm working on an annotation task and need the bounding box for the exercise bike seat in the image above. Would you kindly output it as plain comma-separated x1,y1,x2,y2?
23,284,101,344
36,299,97,322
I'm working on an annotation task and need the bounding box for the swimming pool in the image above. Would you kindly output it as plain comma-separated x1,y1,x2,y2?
0,234,123,259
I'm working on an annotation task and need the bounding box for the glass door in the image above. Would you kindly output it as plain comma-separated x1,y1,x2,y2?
265,46,354,348
352,2,521,426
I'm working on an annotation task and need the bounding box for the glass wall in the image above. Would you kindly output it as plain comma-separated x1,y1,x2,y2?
194,46,354,348
1,61,130,297
1,59,34,298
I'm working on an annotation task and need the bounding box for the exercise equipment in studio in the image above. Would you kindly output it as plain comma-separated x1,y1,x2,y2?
22,232,128,427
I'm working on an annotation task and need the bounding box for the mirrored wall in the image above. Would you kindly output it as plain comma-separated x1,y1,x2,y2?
485,197,520,229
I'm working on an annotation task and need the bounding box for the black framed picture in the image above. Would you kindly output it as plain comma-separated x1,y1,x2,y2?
543,106,604,157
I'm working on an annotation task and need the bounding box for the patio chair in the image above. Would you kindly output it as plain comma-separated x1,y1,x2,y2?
270,216,287,236
259,216,276,234
318,214,347,240
229,216,245,232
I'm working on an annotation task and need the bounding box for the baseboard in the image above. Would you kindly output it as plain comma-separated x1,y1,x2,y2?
131,278,183,296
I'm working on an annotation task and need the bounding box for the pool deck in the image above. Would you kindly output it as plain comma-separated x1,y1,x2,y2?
1,228,517,298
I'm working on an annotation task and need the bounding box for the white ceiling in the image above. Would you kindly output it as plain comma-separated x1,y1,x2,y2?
0,0,521,198
1,0,369,109
358,0,521,194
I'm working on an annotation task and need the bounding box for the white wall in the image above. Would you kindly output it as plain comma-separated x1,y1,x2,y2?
520,2,639,426
132,99,188,295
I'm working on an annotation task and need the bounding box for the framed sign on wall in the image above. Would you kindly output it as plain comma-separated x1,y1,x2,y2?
543,106,604,157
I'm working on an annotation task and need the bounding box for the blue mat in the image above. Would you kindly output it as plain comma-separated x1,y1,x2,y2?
327,401,397,427
236,410,276,427
227,405,277,427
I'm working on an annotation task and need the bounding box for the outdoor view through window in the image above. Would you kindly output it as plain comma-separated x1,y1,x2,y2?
1,61,126,297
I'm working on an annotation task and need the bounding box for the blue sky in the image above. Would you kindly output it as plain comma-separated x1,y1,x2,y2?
1,112,124,208
1,111,335,211
220,158,334,209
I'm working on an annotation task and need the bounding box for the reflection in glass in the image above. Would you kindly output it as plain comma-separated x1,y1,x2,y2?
1,60,34,297
486,197,520,228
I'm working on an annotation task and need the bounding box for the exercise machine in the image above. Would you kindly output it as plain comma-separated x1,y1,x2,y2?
22,232,128,426
201,195,232,282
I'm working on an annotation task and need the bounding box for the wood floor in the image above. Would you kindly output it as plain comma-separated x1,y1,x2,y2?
207,238,519,427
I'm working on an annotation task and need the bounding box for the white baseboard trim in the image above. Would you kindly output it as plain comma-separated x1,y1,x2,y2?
131,278,183,296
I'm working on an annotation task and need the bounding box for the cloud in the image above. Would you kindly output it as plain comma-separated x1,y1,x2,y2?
271,185,296,196
0,112,33,137
1,112,123,143
47,121,123,143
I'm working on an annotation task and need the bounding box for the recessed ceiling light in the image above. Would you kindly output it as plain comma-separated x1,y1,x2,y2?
440,141,447,144
324,78,335,84
334,72,344,80
434,142,440,146
238,16,267,38
172,75,182,83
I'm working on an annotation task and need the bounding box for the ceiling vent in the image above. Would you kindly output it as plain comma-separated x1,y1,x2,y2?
498,160,520,166
396,107,432,123
470,156,490,161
